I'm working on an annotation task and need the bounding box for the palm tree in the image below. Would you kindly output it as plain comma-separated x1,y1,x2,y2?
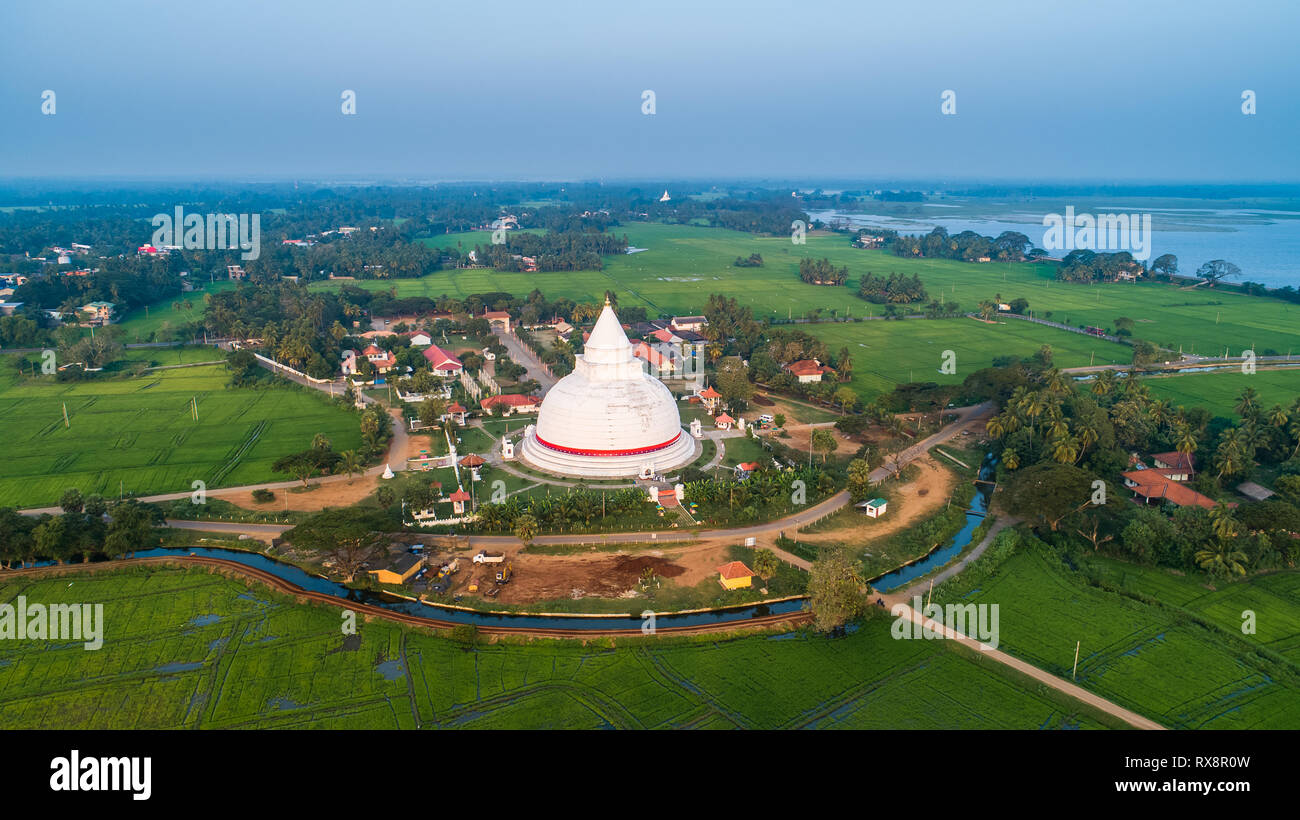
1019,391,1047,442
1091,369,1117,398
338,450,362,483
1050,434,1079,465
1209,504,1238,541
1148,399,1173,432
1174,424,1198,459
1076,421,1099,455
1001,449,1020,470
1235,387,1261,420
985,415,1007,439
1045,368,1069,396
312,433,331,451
1266,404,1289,428
513,513,539,545
1194,543,1248,578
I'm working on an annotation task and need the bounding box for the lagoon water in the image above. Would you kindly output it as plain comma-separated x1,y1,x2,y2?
808,207,1300,290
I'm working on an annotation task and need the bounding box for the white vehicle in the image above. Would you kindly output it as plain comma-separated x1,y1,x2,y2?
472,551,505,564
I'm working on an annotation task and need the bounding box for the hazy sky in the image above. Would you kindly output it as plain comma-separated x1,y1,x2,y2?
2,0,1297,182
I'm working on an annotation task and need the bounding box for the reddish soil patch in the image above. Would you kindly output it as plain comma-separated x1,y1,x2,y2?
481,552,689,604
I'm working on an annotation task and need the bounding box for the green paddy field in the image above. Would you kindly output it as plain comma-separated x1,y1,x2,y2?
0,349,363,508
1140,367,1300,418
0,566,1121,730
935,532,1300,729
304,222,1300,399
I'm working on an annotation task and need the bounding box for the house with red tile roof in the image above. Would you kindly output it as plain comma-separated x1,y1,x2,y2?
1150,452,1196,481
632,341,679,374
784,358,834,383
1122,469,1224,510
362,344,397,373
480,393,539,416
422,343,463,376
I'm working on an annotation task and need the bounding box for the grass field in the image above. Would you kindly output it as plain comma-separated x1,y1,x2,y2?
0,357,364,508
111,280,237,343
316,222,1300,398
808,317,1130,398
1140,368,1300,417
935,532,1300,729
0,566,1122,729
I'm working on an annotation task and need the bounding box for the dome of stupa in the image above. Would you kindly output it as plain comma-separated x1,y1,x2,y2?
518,302,697,477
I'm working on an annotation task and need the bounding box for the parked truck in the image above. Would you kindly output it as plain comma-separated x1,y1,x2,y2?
473,551,505,564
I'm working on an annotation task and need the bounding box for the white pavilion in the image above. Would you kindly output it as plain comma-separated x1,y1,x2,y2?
518,300,697,477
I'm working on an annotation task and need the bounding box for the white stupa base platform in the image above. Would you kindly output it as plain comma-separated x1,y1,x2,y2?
518,427,698,478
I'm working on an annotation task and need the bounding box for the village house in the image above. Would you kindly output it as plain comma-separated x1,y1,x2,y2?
1121,469,1222,510
361,344,398,374
422,344,464,377
734,461,761,479
1150,451,1195,482
480,393,539,416
408,332,433,347
784,358,834,384
670,315,708,333
340,350,359,376
79,301,116,326
714,412,735,430
717,561,756,590
227,265,246,280
633,341,679,375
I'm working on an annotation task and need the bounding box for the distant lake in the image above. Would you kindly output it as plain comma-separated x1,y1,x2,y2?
808,206,1300,290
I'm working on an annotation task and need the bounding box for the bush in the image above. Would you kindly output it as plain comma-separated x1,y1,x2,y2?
251,489,275,503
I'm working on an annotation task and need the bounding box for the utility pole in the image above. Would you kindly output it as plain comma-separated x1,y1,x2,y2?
1072,640,1081,681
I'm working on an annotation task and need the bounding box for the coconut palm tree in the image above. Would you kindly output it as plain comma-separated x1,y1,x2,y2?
1050,434,1079,465
1174,424,1198,458
1001,449,1020,470
338,450,362,483
1235,387,1261,420
1091,369,1117,398
985,415,1007,439
1194,543,1248,579
1266,404,1289,428
1209,503,1238,541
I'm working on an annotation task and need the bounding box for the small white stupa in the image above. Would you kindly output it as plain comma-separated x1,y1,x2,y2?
659,190,671,202
381,463,395,479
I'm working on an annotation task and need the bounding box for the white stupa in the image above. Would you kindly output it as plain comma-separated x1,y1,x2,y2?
519,300,696,477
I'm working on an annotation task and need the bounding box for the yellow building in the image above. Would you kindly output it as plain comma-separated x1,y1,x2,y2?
717,561,756,590
368,553,423,585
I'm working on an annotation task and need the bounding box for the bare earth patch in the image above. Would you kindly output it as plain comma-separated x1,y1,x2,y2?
217,432,438,512
795,455,955,547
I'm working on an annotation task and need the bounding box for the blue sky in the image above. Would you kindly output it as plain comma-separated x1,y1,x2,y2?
1,0,1296,182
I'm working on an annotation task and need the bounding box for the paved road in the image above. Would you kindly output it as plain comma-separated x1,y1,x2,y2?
494,329,557,392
